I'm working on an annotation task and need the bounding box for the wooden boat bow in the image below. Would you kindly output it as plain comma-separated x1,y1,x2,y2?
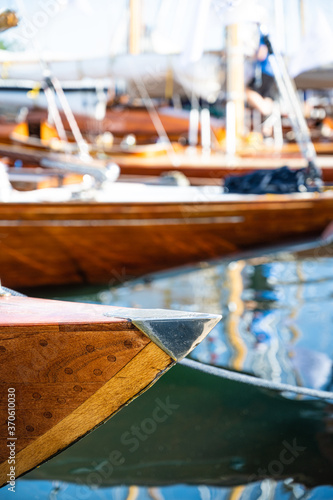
0,294,220,488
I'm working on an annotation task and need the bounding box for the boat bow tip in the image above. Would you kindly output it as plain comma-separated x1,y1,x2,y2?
104,308,221,361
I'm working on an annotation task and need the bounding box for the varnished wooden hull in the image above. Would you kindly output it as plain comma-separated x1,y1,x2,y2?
1,193,333,288
0,294,219,487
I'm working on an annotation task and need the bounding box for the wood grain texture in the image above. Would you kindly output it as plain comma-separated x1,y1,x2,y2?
0,193,333,288
0,343,173,486
0,296,174,486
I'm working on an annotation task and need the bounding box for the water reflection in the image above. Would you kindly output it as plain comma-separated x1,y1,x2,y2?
2,481,333,499
47,250,333,394
21,245,333,497
24,360,333,490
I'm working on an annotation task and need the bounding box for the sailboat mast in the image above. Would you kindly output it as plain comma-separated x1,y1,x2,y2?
226,23,245,155
299,0,305,36
129,0,142,54
274,0,285,53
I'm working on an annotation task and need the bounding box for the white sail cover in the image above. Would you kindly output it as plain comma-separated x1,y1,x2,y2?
211,0,266,26
151,0,222,56
0,50,225,102
112,53,225,102
180,0,212,64
0,50,114,80
0,0,266,101
2,0,127,57
0,0,226,101
289,8,333,77
0,0,128,79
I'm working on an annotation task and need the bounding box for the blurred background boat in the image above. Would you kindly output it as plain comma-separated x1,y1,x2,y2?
1,0,333,188
1,155,333,289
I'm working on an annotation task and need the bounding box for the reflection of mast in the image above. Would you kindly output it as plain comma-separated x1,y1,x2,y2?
226,23,245,156
287,261,305,392
129,0,142,55
126,486,139,500
288,261,304,343
228,485,245,500
226,261,247,371
148,487,164,500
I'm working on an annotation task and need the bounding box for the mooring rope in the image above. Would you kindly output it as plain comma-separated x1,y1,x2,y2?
180,358,333,401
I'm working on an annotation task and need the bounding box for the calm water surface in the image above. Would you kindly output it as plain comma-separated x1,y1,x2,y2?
7,245,333,499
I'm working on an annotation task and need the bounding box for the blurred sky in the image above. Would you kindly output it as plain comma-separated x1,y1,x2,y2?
1,0,333,58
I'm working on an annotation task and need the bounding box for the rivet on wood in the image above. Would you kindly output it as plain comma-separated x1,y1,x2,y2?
93,369,102,376
32,393,41,400
26,425,34,432
107,355,116,362
86,345,95,353
43,412,52,419
73,385,82,392
64,368,73,375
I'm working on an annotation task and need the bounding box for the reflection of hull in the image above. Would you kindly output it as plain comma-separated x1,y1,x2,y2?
27,362,333,487
0,294,219,487
1,191,333,288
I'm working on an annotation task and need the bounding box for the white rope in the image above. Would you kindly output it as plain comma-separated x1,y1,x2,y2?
181,358,333,401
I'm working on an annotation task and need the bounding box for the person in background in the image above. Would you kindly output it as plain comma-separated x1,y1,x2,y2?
246,31,278,117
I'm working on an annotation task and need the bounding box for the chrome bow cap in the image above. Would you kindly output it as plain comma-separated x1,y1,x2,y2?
104,308,221,361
